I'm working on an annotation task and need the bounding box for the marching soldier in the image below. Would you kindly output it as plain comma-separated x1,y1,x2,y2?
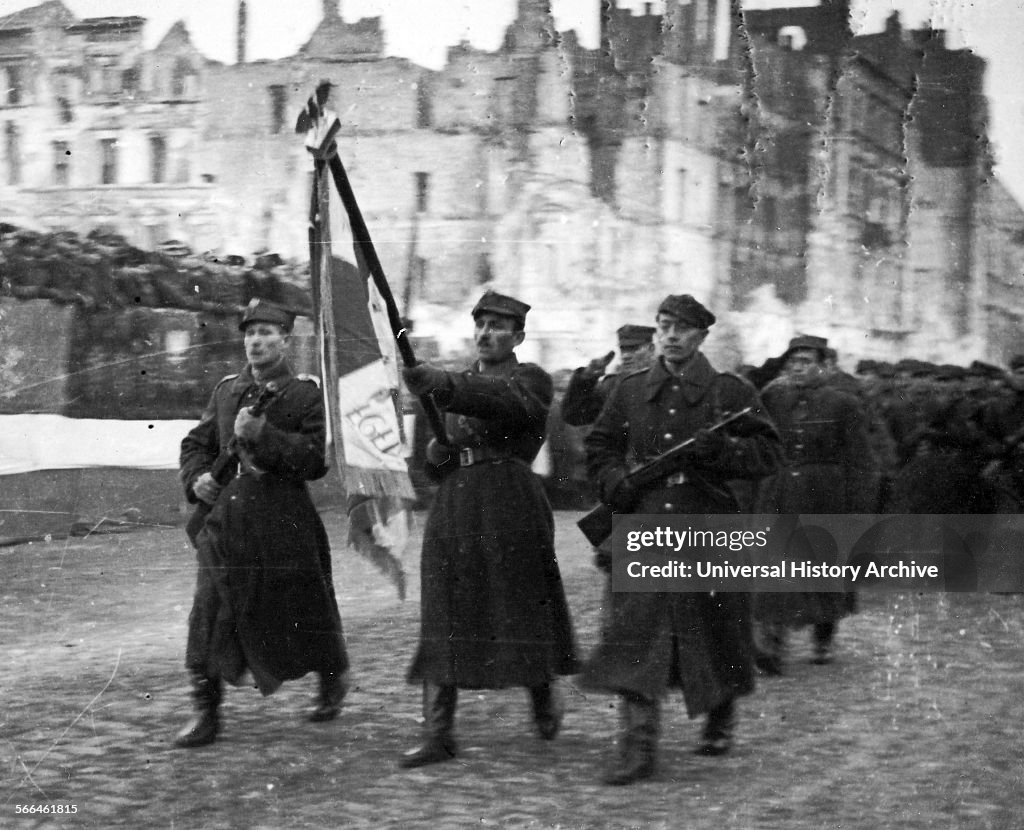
582,294,781,785
755,335,877,670
397,290,579,769
174,299,349,748
824,348,897,511
562,324,656,427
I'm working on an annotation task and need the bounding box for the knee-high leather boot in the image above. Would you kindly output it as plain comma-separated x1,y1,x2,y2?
173,672,222,749
309,669,350,722
602,693,659,785
696,696,736,756
529,682,563,740
755,620,788,676
812,621,836,664
398,683,458,769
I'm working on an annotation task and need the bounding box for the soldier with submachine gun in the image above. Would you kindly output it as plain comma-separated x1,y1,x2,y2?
577,294,781,785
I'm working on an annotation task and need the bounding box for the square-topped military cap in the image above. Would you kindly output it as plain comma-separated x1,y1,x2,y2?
616,324,656,348
782,334,829,361
239,298,296,332
471,290,531,324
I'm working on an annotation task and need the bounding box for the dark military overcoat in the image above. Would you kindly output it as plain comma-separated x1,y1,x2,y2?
757,377,878,514
888,385,1000,513
755,376,877,627
581,354,781,715
561,367,619,427
180,359,348,694
407,355,579,689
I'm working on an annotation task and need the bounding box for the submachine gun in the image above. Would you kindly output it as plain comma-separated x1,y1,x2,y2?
185,381,279,546
576,407,752,547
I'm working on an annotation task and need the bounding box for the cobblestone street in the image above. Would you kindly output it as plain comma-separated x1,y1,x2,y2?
2,511,1022,829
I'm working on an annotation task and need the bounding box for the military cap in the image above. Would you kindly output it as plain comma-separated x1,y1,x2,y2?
855,359,878,375
616,324,656,349
254,252,284,270
224,254,247,267
158,239,191,258
656,294,716,328
970,360,1006,379
238,298,296,332
781,334,829,361
13,228,42,243
1009,355,1024,372
471,290,531,324
935,364,967,381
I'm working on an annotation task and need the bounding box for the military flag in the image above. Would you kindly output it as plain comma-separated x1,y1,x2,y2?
301,85,416,599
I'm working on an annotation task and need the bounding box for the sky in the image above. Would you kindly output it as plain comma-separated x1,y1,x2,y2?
4,0,1024,202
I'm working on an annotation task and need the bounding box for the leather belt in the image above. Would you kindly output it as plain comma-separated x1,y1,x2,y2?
458,446,516,467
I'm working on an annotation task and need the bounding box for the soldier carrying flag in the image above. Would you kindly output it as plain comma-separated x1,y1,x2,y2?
397,290,580,769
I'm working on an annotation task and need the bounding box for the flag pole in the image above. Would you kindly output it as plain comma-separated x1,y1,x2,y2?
325,152,448,446
307,157,345,478
300,85,413,600
297,80,447,446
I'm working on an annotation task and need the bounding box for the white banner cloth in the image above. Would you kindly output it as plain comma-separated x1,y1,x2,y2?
0,415,193,475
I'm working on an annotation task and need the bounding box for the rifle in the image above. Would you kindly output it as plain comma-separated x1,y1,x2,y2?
185,381,279,546
576,407,753,547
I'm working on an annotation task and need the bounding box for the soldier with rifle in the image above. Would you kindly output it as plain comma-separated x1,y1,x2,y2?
174,298,350,748
580,294,781,785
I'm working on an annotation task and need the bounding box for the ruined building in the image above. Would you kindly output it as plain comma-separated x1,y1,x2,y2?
739,1,1007,363
1,0,1022,367
0,1,211,247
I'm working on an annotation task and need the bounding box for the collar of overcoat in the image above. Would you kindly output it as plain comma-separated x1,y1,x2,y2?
230,358,295,393
645,353,716,405
472,353,520,376
787,372,828,393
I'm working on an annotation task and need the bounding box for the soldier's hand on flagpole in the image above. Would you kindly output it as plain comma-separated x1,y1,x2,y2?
234,407,266,441
403,363,451,397
425,439,452,466
193,472,222,505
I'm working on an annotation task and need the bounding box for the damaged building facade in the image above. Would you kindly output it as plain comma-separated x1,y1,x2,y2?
1,0,1022,368
0,1,214,248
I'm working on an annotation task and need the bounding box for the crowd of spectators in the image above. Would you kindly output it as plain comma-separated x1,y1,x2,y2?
0,223,311,315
